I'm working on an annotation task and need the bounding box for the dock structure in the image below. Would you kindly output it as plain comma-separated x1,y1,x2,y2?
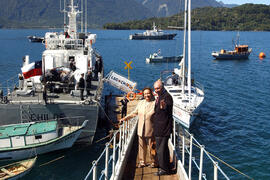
106,95,178,180
85,94,230,180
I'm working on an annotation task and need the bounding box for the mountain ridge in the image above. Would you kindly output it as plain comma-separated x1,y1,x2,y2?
0,0,235,29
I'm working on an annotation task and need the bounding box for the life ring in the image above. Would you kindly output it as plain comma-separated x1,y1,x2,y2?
126,91,136,101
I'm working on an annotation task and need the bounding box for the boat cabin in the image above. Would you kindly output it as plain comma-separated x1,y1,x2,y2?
235,45,249,53
0,121,58,149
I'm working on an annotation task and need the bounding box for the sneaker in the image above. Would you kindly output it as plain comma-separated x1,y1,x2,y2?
138,162,146,168
150,163,158,168
154,169,170,176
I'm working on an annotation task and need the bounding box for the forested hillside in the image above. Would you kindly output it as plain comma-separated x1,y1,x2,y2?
104,4,270,31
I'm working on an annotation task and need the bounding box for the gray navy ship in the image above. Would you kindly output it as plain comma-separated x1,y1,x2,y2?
0,0,103,144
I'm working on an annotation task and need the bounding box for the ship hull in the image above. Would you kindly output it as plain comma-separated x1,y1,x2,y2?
212,52,251,60
0,103,99,144
130,33,177,40
146,55,182,63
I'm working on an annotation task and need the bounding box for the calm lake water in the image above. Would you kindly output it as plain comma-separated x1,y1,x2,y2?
0,29,270,179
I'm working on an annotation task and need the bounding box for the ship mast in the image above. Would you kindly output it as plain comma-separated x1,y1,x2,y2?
67,0,79,38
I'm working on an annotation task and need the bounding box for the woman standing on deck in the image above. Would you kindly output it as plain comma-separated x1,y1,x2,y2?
120,87,157,168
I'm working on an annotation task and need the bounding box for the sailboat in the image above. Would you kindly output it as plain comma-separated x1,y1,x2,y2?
161,0,204,128
0,0,103,144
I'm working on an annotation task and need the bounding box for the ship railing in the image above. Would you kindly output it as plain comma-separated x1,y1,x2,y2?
94,69,104,101
45,38,84,50
0,74,20,102
84,117,138,180
172,121,229,180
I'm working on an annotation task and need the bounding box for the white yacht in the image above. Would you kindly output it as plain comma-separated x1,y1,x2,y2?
162,0,204,128
129,22,177,40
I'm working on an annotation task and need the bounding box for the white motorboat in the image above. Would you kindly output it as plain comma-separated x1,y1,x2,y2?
146,49,183,63
129,22,177,40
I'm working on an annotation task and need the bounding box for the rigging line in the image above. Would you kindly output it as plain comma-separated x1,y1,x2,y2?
95,99,118,127
93,134,111,144
180,135,254,180
39,155,65,167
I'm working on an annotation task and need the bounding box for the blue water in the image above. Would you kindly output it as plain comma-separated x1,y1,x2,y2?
0,29,270,179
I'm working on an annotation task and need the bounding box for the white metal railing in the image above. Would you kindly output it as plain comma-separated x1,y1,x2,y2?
45,38,84,50
173,121,230,180
84,117,138,180
85,116,233,180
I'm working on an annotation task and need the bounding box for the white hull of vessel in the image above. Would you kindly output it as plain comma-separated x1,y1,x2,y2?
0,126,84,161
166,86,204,128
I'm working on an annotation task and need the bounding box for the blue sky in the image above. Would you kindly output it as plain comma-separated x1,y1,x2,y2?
220,0,270,5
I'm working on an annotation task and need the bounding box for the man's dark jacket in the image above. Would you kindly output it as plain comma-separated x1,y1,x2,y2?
78,77,85,89
153,89,173,137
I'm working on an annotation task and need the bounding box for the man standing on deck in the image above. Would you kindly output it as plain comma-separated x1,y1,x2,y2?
153,79,174,176
78,73,85,100
86,70,92,96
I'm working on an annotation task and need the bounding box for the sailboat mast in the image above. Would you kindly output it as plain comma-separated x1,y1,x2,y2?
181,0,188,93
187,0,191,102
85,0,87,33
81,0,83,32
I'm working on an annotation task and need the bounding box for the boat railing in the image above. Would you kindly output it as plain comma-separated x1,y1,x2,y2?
0,74,19,102
84,117,138,180
173,121,229,180
45,38,84,50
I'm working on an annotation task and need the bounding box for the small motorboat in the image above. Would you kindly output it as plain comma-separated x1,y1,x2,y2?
146,50,183,63
0,120,88,161
212,45,252,60
212,33,252,60
0,156,37,180
27,36,44,43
